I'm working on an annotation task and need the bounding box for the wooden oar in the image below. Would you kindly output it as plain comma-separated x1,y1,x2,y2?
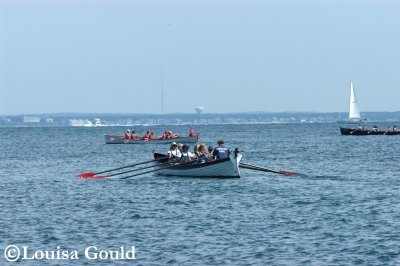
98,162,169,178
118,164,177,179
384,128,391,135
78,158,161,178
118,159,201,180
240,162,298,175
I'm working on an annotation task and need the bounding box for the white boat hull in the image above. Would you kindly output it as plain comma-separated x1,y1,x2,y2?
154,152,242,178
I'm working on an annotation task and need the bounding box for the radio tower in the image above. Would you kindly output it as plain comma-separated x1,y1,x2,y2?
161,64,164,114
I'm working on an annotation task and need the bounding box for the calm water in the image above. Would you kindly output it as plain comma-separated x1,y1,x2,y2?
0,124,399,265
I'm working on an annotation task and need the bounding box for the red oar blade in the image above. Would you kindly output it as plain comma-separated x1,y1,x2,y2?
279,170,298,175
79,174,106,179
78,172,96,178
90,175,106,179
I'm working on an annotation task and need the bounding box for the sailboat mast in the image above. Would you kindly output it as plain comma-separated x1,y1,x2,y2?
349,81,361,121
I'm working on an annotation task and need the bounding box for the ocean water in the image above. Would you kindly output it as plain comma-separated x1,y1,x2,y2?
0,123,399,265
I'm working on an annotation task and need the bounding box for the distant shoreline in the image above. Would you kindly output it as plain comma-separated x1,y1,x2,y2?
1,111,399,127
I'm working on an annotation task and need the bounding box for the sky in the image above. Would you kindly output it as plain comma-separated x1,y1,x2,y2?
0,0,399,115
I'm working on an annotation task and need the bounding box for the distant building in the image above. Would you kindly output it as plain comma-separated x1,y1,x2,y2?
23,116,41,123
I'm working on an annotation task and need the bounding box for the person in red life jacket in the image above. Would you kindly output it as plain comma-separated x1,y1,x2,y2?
131,130,137,140
162,130,168,139
124,130,131,139
189,129,195,137
144,130,151,139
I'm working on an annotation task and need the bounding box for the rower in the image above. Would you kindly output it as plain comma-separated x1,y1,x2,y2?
144,130,151,139
189,129,195,137
178,143,183,152
131,130,137,140
124,130,131,139
168,142,182,162
213,139,231,160
180,144,196,163
208,146,214,155
198,144,208,163
194,144,201,157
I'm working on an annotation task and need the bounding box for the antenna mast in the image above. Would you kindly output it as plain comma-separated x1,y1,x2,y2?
161,64,164,114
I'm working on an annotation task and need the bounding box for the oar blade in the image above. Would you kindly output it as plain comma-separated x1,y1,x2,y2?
279,170,298,175
79,174,106,179
78,172,96,178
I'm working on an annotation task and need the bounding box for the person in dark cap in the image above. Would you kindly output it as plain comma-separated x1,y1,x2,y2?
180,144,196,163
208,146,214,154
213,139,231,160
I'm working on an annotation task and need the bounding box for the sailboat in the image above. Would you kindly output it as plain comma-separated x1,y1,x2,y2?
340,82,399,135
348,82,362,122
337,81,363,123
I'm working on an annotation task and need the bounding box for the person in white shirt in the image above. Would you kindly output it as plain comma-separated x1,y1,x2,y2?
168,142,182,162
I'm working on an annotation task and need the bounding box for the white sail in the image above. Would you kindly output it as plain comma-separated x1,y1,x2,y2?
349,81,361,121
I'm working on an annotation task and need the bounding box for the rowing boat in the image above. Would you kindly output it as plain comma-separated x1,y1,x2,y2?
153,149,242,177
105,133,200,144
340,127,400,135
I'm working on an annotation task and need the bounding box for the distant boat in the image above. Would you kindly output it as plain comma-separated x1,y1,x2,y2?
340,82,400,135
105,133,200,144
94,118,103,127
70,119,93,127
340,127,400,135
